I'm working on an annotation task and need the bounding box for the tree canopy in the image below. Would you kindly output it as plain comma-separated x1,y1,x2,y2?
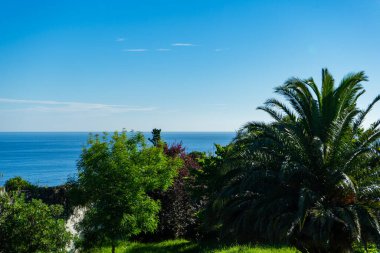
76,131,182,253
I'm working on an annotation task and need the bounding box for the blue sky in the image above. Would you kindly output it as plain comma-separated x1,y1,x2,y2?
1,0,380,131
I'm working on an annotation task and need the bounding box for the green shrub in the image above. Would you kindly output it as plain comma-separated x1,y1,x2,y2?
4,176,34,192
0,192,71,253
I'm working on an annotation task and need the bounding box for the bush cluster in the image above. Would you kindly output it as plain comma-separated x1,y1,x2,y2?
0,192,70,253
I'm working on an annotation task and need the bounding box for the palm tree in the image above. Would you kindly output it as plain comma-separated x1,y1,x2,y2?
215,69,380,252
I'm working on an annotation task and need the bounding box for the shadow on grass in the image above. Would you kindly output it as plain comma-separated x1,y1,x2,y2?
125,240,201,253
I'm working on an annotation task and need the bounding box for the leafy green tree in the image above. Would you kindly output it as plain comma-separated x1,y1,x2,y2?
76,131,182,253
215,69,380,252
0,192,71,253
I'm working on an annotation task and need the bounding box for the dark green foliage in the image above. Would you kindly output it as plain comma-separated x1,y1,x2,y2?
192,144,234,204
32,184,75,217
76,131,182,252
0,192,71,253
191,144,235,239
4,176,76,218
214,69,380,252
4,176,33,192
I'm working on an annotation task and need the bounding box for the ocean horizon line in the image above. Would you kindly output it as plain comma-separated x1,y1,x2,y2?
0,132,235,186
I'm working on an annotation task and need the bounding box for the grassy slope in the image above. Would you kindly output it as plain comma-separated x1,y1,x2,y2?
90,239,299,253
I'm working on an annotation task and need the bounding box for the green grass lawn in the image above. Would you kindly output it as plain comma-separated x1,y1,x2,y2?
89,239,299,253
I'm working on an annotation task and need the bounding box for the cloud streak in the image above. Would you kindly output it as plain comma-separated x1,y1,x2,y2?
0,98,156,113
123,49,148,52
171,43,194,47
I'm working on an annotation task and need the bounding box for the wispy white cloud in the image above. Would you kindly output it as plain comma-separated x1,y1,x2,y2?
123,49,148,52
116,37,125,42
156,48,171,51
171,43,194,47
0,98,156,113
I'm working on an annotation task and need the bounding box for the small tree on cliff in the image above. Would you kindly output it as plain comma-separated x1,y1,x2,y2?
76,131,182,253
149,128,162,147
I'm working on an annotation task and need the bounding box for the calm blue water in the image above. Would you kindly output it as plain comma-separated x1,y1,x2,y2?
0,132,235,186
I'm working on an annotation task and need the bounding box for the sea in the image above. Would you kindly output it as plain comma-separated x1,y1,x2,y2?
0,132,235,186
